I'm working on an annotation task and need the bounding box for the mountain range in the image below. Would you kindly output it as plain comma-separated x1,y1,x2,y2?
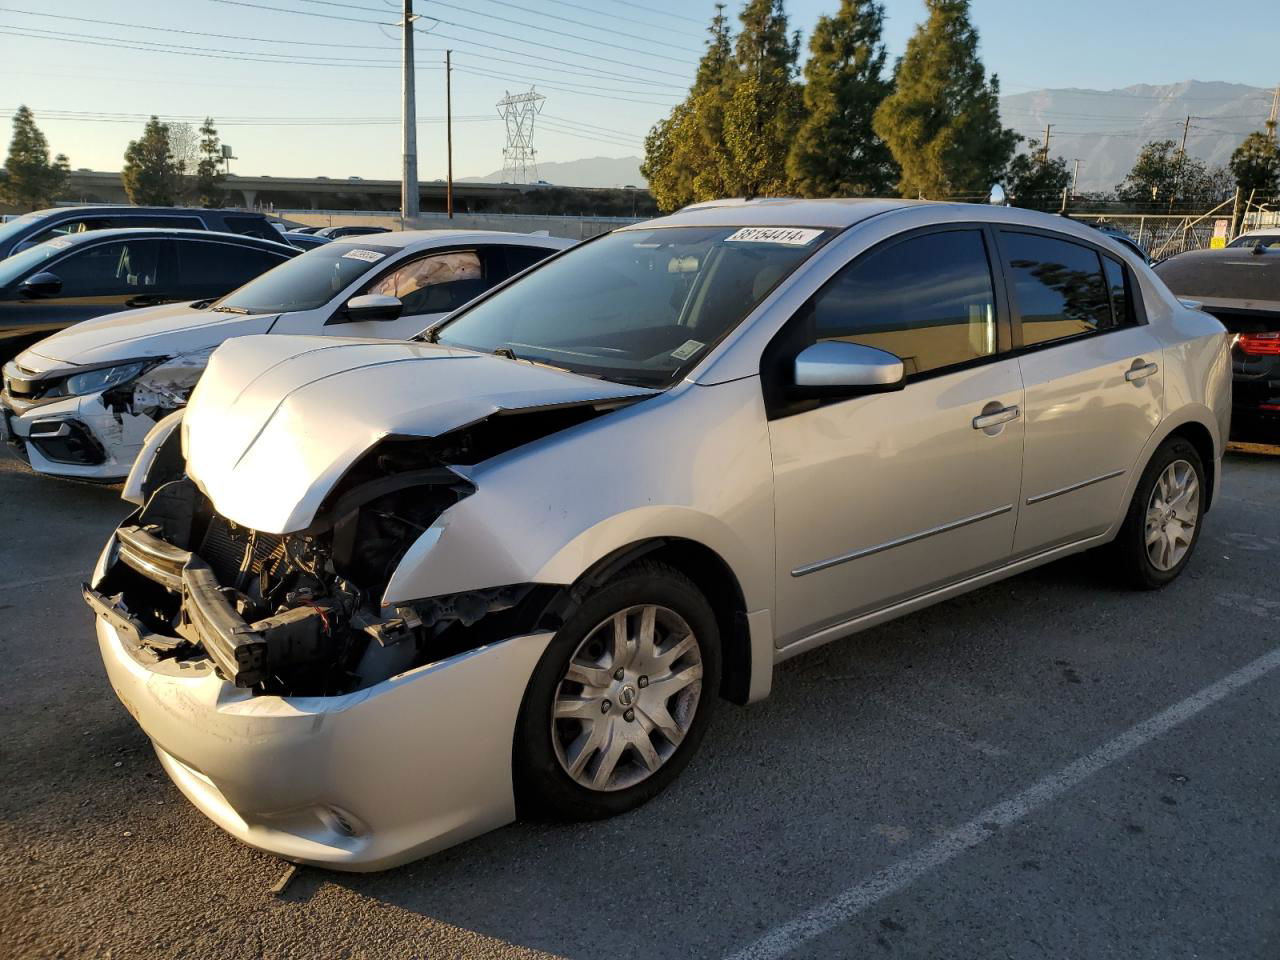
460,81,1275,195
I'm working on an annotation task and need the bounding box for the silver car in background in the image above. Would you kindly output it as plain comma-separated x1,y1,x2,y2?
86,198,1230,870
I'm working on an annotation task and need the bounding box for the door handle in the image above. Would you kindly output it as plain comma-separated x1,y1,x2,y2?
1125,360,1159,382
972,404,1020,430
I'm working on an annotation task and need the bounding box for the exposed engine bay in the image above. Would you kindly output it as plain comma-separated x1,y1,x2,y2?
87,401,633,696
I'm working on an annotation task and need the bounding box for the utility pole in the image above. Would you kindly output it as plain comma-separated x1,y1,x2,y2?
1267,84,1279,140
1173,115,1196,211
1071,158,1081,197
400,0,419,225
1042,124,1053,162
445,49,453,219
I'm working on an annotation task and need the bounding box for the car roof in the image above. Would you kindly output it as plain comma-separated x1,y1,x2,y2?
327,229,573,251
630,197,927,230
20,205,261,218
31,227,296,250
1153,247,1280,310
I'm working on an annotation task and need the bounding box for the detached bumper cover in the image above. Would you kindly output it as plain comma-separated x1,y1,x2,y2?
89,589,551,871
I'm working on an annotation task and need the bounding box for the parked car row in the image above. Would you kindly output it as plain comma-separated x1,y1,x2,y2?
69,197,1231,872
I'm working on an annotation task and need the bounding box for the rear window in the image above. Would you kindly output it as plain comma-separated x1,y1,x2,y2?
1154,253,1280,304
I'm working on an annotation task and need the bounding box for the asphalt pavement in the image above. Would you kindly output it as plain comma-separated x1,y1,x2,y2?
1,445,1277,960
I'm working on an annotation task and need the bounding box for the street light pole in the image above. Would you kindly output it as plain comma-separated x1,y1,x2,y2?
401,0,419,225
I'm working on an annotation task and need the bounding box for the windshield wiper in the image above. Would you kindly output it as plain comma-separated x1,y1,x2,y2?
210,305,252,315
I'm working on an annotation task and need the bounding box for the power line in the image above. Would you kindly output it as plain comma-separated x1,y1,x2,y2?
532,0,705,41
464,0,701,55
598,0,708,26
452,65,676,106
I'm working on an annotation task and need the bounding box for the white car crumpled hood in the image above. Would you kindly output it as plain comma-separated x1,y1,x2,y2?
183,334,656,533
26,301,276,366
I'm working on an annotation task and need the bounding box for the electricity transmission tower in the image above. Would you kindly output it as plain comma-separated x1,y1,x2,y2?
496,89,546,184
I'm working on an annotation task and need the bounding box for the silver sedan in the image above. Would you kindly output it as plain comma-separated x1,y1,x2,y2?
86,198,1230,870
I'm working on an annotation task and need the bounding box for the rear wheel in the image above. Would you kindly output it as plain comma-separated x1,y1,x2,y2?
1111,437,1205,589
514,561,720,820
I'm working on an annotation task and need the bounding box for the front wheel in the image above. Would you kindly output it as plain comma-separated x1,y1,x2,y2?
1111,436,1205,589
513,561,720,820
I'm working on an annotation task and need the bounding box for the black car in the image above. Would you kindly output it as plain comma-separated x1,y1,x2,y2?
0,229,297,363
0,206,284,260
315,225,391,239
1154,247,1280,440
282,231,332,250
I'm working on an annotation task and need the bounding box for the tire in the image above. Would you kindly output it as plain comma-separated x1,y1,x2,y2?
513,560,721,821
1111,436,1206,589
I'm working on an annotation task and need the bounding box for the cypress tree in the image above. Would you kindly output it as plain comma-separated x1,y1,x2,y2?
788,0,897,197
872,0,1018,199
0,106,69,211
122,116,178,206
1229,131,1280,200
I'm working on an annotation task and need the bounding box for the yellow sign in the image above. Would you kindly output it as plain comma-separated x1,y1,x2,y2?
1210,236,1227,249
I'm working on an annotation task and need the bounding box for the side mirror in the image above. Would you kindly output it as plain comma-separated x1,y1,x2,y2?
18,271,63,299
988,184,1008,206
341,293,402,322
793,341,905,396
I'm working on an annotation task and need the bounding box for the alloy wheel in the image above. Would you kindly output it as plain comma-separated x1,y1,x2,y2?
551,604,703,792
1145,458,1199,572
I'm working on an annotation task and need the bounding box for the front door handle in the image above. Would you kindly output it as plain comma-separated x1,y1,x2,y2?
1125,360,1159,382
972,404,1020,430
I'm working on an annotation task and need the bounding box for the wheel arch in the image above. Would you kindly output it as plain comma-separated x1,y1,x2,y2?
554,537,757,706
1163,419,1217,512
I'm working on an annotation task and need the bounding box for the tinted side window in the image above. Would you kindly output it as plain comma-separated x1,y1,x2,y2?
502,244,556,277
1102,256,1135,328
176,241,291,296
46,240,166,296
1001,232,1113,347
811,230,999,377
369,250,489,316
219,216,278,241
112,215,205,230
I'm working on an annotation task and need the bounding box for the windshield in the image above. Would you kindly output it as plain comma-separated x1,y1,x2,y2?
434,225,829,386
1227,233,1280,250
0,212,47,250
216,242,399,314
0,237,74,288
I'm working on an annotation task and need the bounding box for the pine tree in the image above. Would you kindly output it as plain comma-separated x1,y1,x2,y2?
1229,130,1280,200
196,117,225,208
0,106,69,211
642,5,736,211
872,0,1018,199
1006,139,1070,209
719,0,802,197
787,0,897,197
121,117,178,206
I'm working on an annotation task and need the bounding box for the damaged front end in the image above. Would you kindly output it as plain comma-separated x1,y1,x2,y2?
90,432,565,696
86,405,618,696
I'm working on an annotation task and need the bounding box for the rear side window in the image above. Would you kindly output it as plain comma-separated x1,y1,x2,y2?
501,244,557,277
369,250,488,316
1000,232,1119,347
44,240,168,296
219,216,278,242
176,241,291,297
809,229,999,378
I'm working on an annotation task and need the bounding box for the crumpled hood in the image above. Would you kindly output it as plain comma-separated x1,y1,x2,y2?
25,301,277,366
183,334,656,533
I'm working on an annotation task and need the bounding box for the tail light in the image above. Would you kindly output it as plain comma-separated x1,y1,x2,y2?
1237,333,1280,356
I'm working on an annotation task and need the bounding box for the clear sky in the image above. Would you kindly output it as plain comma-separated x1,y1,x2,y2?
1,0,1276,183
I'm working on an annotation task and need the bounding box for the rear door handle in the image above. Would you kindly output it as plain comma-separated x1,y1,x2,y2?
1125,360,1159,382
972,405,1020,430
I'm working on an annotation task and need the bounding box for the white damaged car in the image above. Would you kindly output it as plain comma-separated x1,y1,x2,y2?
1,231,568,480
86,199,1229,870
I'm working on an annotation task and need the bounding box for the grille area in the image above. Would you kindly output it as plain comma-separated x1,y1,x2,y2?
198,514,285,587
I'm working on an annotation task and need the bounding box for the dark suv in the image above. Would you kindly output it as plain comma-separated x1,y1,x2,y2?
0,206,284,260
0,228,297,362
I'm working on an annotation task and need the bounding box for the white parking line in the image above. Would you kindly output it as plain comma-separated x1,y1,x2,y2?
727,645,1280,960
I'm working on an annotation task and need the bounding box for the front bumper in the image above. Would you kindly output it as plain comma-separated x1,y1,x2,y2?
90,592,552,871
1,389,148,480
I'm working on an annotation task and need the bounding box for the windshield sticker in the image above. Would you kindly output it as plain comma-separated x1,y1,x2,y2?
671,339,705,361
45,237,73,249
724,227,823,246
341,248,386,263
